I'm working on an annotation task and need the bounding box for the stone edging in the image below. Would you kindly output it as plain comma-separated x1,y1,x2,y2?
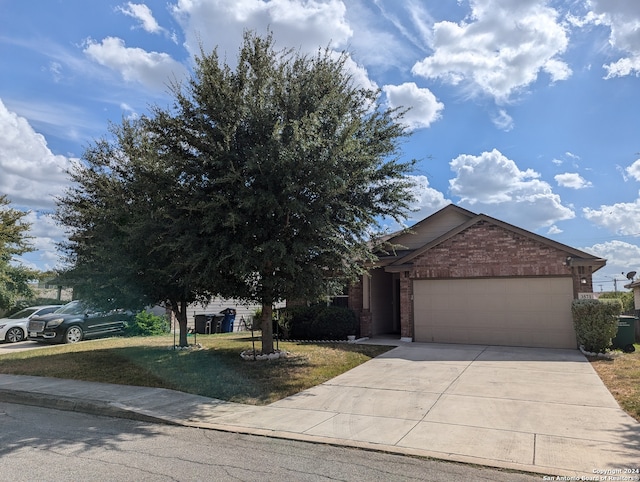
578,345,622,359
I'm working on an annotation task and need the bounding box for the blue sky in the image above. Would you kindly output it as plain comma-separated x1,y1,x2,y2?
2,0,640,292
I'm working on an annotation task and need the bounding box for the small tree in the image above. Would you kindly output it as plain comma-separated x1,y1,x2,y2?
0,195,37,310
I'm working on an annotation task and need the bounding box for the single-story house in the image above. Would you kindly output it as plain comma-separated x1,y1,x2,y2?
348,204,606,349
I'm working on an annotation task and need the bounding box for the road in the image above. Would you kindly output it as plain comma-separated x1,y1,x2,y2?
0,340,50,354
0,402,542,481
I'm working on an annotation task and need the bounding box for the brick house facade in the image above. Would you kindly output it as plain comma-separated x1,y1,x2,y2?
349,205,605,348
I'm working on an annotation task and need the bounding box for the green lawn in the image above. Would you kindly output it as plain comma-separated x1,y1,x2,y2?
0,333,392,405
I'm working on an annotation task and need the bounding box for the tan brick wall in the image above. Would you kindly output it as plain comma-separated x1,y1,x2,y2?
410,221,572,279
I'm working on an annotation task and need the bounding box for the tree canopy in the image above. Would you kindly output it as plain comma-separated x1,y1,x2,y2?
56,31,416,350
0,195,36,310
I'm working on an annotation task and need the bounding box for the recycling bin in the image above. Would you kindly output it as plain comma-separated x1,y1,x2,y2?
220,308,236,333
612,316,637,353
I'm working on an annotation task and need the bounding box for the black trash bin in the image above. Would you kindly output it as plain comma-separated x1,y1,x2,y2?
194,314,208,334
220,308,236,333
194,314,223,334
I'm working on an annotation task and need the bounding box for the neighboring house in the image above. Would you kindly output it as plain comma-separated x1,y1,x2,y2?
348,205,606,349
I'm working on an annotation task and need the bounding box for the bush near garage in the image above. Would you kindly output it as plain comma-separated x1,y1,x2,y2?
124,311,170,336
571,299,621,353
281,305,357,341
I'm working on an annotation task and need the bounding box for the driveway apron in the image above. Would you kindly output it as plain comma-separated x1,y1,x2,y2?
213,342,640,477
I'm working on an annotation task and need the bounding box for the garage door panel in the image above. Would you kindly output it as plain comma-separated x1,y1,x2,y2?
414,278,576,349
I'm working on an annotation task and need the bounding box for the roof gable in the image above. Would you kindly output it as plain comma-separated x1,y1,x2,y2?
380,204,476,252
387,210,605,271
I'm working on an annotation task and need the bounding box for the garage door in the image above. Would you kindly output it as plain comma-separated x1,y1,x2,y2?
413,277,576,349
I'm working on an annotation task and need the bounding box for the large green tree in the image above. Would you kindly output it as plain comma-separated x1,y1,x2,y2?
56,31,416,352
55,120,219,347
148,32,416,353
0,195,36,310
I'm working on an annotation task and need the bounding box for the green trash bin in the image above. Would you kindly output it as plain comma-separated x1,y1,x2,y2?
612,316,637,353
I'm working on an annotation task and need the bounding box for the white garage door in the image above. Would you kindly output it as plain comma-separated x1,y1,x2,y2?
413,277,576,349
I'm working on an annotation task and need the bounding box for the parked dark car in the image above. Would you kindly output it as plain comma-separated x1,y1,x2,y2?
27,301,131,344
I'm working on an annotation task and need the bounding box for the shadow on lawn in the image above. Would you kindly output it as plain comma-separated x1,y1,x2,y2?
0,337,389,405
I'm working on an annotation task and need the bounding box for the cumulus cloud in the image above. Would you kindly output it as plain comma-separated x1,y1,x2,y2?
547,225,563,235
626,159,640,181
411,0,571,103
83,37,188,91
583,197,640,235
0,99,72,210
580,240,640,282
554,172,592,189
449,149,574,228
383,82,444,130
16,211,67,270
117,2,165,34
573,0,640,78
404,175,451,223
171,0,352,60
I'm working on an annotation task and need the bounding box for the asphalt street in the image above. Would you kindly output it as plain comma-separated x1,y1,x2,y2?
0,401,541,482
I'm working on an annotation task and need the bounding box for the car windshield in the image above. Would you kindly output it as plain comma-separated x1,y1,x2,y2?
8,308,38,319
55,301,88,315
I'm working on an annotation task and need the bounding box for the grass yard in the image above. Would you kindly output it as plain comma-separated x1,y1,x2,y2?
588,344,640,422
0,333,392,405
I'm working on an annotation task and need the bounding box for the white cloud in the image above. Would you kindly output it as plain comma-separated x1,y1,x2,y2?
382,82,444,130
580,240,640,280
0,98,73,210
584,197,640,235
171,0,353,61
554,172,592,189
491,109,514,131
576,0,640,78
16,211,67,270
547,225,563,235
626,159,640,181
404,175,451,223
411,0,571,103
449,148,574,228
118,3,165,34
83,37,188,91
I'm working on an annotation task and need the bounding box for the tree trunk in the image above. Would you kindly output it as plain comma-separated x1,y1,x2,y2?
171,299,189,347
261,302,274,354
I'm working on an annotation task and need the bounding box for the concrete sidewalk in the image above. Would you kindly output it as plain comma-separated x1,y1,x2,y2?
1,341,639,478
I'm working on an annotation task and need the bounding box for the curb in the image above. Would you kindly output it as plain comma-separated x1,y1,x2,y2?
0,388,177,425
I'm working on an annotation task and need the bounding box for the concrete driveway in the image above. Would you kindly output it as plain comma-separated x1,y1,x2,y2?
0,340,50,354
214,341,640,477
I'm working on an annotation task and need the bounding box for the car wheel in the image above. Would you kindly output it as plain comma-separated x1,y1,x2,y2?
6,327,25,343
64,326,83,344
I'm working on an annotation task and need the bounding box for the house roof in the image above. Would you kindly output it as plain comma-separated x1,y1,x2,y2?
376,204,606,272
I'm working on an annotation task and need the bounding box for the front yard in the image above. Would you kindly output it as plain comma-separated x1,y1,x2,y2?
0,334,638,422
0,333,391,405
588,345,640,422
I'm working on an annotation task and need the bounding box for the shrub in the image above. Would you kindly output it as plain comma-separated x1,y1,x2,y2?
571,299,621,353
598,291,635,313
125,311,169,336
283,304,357,340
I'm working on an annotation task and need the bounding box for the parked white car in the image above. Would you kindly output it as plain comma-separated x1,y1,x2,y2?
0,305,61,343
